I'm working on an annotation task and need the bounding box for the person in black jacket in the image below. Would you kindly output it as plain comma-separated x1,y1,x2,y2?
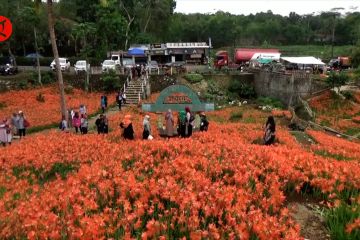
199,112,209,132
95,114,104,134
120,115,134,140
264,116,276,145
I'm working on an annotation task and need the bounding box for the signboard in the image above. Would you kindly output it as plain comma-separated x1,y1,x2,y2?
191,54,202,59
168,49,205,55
142,85,215,112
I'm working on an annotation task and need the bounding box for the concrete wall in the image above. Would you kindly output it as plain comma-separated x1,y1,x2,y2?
252,70,327,106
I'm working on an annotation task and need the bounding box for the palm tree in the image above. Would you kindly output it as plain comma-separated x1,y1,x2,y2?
47,0,67,120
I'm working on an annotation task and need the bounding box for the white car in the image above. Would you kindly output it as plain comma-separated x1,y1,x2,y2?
122,58,135,69
102,60,116,72
50,58,70,72
74,60,90,74
146,60,159,72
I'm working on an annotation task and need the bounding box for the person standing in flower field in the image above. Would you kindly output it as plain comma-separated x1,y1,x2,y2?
200,112,209,132
80,114,88,134
185,107,195,137
143,115,152,140
264,116,276,145
0,119,11,146
60,115,68,132
11,112,19,136
165,109,174,139
178,110,186,137
17,111,29,138
79,104,87,115
95,114,105,134
72,112,81,134
120,114,134,140
122,92,127,104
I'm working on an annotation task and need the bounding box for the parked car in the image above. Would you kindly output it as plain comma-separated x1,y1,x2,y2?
122,58,135,69
74,60,90,74
25,53,43,59
50,58,70,72
102,60,116,72
164,61,186,67
146,60,159,71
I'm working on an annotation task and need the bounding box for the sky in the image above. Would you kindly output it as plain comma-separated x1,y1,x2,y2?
175,0,360,16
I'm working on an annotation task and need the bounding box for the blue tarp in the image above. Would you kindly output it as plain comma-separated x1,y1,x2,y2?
128,48,145,56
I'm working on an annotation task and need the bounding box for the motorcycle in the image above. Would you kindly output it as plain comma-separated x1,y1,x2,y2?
0,64,18,76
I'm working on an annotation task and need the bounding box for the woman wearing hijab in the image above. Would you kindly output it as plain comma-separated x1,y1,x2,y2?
120,114,134,140
165,109,174,138
143,115,151,140
264,116,276,145
178,110,186,138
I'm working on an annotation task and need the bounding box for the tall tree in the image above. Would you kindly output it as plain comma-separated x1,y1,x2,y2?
47,0,67,120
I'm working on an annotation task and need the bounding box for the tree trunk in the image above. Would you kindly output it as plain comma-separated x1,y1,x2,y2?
47,0,67,120
22,40,26,57
7,42,17,67
34,27,42,85
124,17,134,50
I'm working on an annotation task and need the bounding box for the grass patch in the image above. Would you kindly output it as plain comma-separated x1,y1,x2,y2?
184,73,204,83
242,117,256,124
12,162,79,185
320,119,332,127
229,111,243,122
257,97,284,109
0,186,6,199
209,115,226,123
314,150,353,161
291,131,317,146
344,128,360,136
27,123,59,134
325,202,360,240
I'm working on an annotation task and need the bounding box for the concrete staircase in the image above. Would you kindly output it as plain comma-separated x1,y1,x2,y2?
125,79,143,104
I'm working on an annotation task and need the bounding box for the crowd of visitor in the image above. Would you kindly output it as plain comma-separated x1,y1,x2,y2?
1,103,277,146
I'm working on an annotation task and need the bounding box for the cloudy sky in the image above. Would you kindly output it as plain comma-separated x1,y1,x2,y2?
175,0,359,16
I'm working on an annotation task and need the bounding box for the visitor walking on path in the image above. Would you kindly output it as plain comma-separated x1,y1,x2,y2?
120,114,134,140
101,96,106,113
116,91,123,111
122,92,127,104
103,115,109,134
200,112,209,132
80,114,88,134
17,111,29,138
165,109,174,138
143,115,152,140
185,107,194,137
72,112,81,133
264,116,276,145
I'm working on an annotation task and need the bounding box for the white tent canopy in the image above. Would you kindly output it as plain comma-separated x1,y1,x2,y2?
281,57,325,65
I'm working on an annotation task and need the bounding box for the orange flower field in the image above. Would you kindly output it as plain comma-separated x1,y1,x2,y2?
0,85,114,127
1,106,360,239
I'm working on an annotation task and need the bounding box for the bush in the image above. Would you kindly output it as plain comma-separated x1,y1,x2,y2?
326,72,350,92
41,72,56,84
229,111,243,122
102,70,120,92
0,101,6,109
184,73,204,83
257,97,284,109
228,80,256,99
64,85,74,94
341,91,355,102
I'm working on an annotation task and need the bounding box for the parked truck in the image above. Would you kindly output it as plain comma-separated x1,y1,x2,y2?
214,48,281,69
328,57,351,71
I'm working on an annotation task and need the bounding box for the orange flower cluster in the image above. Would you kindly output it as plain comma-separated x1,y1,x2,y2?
308,130,360,160
0,85,114,127
271,110,292,120
1,106,360,239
